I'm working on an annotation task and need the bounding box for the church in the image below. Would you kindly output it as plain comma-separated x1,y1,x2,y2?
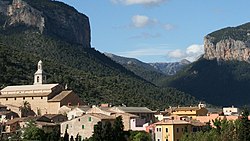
0,60,82,116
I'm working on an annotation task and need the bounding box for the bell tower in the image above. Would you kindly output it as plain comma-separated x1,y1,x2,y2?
34,60,46,85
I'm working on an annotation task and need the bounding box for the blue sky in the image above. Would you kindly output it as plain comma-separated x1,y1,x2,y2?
59,0,250,63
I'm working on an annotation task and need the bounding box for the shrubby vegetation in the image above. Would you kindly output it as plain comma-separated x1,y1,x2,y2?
181,109,250,141
208,22,250,44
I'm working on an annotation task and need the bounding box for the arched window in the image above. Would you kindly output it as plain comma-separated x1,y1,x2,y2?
37,76,40,83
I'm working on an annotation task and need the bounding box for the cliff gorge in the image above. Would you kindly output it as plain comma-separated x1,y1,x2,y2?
204,23,250,62
0,0,90,47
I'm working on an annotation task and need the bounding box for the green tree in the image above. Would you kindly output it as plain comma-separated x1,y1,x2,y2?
22,120,46,141
19,101,32,117
92,122,103,141
113,116,126,141
129,131,152,141
238,108,250,141
102,121,114,141
63,128,69,141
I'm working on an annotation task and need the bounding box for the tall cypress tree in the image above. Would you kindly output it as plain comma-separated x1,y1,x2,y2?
113,116,125,141
102,121,114,141
92,121,103,141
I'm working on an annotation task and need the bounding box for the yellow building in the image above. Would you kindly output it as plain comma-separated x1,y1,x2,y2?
0,60,82,116
168,104,208,119
155,120,192,141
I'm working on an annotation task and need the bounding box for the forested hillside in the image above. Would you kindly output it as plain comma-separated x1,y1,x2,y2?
163,58,250,106
0,30,198,109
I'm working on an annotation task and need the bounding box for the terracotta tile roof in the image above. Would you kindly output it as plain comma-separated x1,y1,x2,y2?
171,107,201,111
88,113,116,120
77,106,91,112
112,113,139,118
36,121,57,126
115,107,155,113
6,118,22,125
43,114,64,119
48,90,72,102
155,120,190,125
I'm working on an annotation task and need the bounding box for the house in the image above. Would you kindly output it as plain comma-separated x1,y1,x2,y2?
109,106,156,123
67,106,91,120
0,104,19,122
5,118,20,133
58,105,74,115
43,114,67,123
87,106,155,131
4,115,53,133
61,113,115,139
0,61,83,116
223,106,239,116
167,103,208,119
155,120,192,141
0,111,19,123
86,106,114,116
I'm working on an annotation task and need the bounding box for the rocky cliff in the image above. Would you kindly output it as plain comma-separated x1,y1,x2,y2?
204,23,250,62
0,0,90,48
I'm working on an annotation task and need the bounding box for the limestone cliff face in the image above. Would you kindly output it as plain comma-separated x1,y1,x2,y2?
204,36,250,62
0,0,91,48
4,0,45,33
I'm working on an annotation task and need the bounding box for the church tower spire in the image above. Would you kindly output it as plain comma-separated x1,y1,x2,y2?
34,60,46,85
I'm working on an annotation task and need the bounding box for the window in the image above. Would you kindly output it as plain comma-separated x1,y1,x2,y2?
23,97,25,100
32,97,34,100
159,128,161,132
14,98,16,100
41,97,43,99
88,117,92,122
166,139,168,141
157,139,160,141
6,98,8,101
177,128,179,133
37,76,40,83
82,125,85,129
78,119,80,122
156,128,158,132
166,128,168,132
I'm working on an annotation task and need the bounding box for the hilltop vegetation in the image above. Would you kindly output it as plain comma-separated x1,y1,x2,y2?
208,22,250,44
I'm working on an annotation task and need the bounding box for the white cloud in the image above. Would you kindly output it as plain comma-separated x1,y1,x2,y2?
166,44,204,62
167,49,185,59
111,0,167,6
129,32,161,39
132,15,157,28
131,15,174,31
163,24,174,30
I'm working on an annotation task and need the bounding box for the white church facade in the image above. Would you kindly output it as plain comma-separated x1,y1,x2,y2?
0,60,83,116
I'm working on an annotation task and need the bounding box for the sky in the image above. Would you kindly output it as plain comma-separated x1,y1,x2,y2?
59,0,250,63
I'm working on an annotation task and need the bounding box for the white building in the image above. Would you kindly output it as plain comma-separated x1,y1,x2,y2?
223,106,239,116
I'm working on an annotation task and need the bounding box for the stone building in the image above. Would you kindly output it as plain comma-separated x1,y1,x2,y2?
0,60,82,116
